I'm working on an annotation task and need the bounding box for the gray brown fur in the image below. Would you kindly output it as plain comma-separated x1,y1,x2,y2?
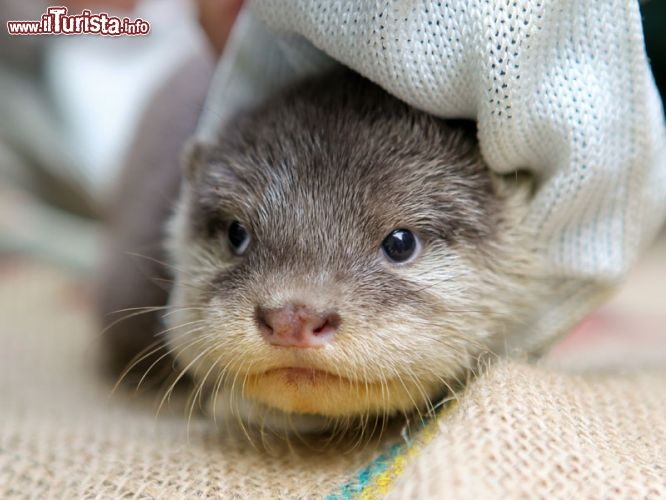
182,72,509,338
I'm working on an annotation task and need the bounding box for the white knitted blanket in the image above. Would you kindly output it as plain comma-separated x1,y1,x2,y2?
197,1,666,352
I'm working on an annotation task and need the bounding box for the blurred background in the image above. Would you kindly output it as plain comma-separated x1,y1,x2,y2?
0,0,209,269
0,0,664,366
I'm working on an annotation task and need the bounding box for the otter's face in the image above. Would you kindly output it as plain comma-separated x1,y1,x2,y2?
165,73,530,431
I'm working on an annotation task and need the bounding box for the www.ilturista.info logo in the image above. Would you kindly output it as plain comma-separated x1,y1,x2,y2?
7,6,150,36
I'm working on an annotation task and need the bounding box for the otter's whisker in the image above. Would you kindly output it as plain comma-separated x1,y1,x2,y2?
156,341,217,417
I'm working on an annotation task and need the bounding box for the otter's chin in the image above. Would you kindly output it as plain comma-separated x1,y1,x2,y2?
241,368,439,417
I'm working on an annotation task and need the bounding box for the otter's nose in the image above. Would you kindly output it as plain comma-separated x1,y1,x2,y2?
256,304,340,348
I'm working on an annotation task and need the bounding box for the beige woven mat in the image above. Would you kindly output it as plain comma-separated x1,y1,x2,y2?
389,363,666,499
1,259,665,498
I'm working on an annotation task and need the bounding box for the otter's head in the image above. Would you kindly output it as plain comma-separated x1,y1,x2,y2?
166,71,536,433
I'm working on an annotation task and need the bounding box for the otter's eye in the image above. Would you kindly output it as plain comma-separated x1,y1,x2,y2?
381,229,419,263
228,221,250,255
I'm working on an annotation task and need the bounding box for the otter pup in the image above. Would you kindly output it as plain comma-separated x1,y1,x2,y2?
101,70,542,433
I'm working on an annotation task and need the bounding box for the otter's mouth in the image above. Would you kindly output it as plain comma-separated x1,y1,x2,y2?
243,366,373,415
261,367,350,385
238,365,438,417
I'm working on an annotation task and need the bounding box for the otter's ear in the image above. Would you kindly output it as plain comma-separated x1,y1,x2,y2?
180,138,210,182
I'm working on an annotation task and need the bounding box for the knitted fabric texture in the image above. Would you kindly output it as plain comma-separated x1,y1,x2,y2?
197,1,666,352
1,261,665,498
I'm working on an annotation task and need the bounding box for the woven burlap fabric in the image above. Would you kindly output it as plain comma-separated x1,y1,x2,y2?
389,363,666,499
1,260,665,498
